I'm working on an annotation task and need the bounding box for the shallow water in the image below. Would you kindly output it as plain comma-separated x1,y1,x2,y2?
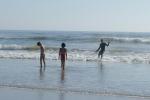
0,59,150,98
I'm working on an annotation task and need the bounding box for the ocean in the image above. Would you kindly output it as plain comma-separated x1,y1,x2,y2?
0,30,150,63
0,30,150,99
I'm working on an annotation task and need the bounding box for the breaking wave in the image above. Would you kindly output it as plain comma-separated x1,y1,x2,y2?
0,44,150,64
103,37,150,44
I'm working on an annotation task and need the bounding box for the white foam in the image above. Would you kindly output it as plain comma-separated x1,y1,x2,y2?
0,50,150,64
101,37,150,44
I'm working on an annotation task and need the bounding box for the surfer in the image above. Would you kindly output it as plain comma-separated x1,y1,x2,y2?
96,39,110,59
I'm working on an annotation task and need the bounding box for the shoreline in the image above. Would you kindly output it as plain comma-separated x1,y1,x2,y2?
0,86,149,100
1,84,150,99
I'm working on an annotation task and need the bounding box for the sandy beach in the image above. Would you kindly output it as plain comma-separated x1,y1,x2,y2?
0,59,150,100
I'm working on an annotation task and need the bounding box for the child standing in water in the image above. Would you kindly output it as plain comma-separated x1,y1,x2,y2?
37,42,45,68
59,43,67,70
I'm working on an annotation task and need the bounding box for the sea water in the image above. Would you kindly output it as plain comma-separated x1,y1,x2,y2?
0,59,150,99
0,30,150,63
0,31,150,98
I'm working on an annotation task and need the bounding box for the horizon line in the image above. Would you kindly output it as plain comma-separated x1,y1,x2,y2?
0,29,149,33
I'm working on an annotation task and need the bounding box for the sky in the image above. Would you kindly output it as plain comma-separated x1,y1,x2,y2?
0,0,150,32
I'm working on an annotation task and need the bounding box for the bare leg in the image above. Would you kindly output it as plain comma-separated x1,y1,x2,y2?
101,54,103,59
98,52,100,58
42,59,45,71
63,62,65,70
99,51,104,59
40,56,42,68
43,55,46,67
98,54,100,58
61,60,65,70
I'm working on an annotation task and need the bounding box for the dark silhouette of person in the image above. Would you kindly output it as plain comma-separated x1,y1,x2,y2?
96,39,110,59
59,43,67,70
37,42,46,68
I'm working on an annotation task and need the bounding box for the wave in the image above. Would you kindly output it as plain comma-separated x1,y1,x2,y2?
0,44,59,51
0,44,38,50
0,49,150,64
0,36,49,40
0,36,150,44
0,44,150,64
98,37,150,44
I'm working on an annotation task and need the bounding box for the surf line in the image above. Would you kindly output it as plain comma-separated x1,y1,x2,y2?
0,84,150,98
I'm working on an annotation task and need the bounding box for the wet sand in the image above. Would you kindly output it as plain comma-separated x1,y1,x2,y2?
0,87,149,100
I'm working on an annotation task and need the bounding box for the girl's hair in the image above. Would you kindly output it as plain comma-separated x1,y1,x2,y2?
61,43,66,48
37,42,41,46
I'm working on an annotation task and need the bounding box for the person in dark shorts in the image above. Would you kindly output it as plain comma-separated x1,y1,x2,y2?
59,43,67,70
96,39,110,59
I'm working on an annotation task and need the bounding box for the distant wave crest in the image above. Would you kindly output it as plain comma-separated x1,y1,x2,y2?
0,44,59,51
0,36,150,44
100,37,150,44
0,36,49,40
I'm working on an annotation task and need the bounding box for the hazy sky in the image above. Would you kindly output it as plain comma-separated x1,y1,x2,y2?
0,0,150,32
